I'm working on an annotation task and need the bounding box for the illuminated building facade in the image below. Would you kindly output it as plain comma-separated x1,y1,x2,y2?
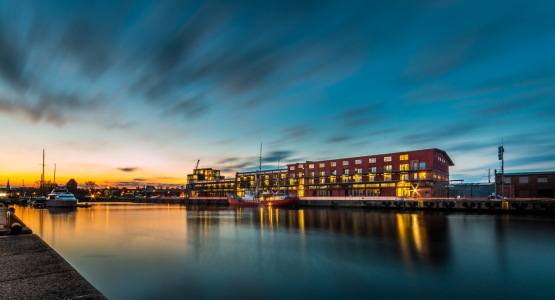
284,148,453,198
187,168,235,197
187,149,453,199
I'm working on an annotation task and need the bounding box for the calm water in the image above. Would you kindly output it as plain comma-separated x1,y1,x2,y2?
14,203,555,300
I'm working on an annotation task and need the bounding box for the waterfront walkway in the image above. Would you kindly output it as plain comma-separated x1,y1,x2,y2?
0,234,106,299
0,204,106,299
0,204,6,226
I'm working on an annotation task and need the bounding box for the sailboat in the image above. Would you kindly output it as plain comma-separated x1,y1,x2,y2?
227,144,299,207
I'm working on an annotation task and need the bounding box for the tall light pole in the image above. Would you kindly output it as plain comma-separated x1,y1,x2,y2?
498,146,504,197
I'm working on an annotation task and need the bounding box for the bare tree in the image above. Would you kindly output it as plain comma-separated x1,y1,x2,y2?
84,181,97,197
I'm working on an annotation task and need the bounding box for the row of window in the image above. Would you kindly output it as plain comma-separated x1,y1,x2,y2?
290,155,411,170
504,177,550,184
291,163,426,176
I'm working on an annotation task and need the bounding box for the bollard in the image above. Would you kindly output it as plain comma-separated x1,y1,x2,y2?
7,222,22,235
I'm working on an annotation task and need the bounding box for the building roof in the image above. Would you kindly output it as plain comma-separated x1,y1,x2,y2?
499,171,555,176
291,148,455,166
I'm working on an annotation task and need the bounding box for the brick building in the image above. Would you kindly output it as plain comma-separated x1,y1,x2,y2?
495,171,555,198
187,148,454,199
285,148,453,198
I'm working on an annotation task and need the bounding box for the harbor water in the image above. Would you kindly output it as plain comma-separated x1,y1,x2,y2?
14,203,555,299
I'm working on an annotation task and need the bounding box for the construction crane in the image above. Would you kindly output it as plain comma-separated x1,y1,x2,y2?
187,160,200,198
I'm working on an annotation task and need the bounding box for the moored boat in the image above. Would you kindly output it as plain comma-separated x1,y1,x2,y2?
259,191,299,207
32,196,48,207
46,186,78,208
226,144,299,207
227,191,261,206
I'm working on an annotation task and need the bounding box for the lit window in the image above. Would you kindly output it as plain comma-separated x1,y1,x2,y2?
319,163,325,168
290,166,295,170
343,161,349,165
369,158,376,163
330,177,336,183
320,178,326,184
384,165,392,172
331,170,337,175
310,172,315,177
370,167,376,173
384,174,392,181
355,175,362,182
291,174,295,178
319,171,325,176
355,168,362,174
400,173,408,180
331,162,337,166
400,164,409,171
309,164,314,169
414,173,417,179
384,156,392,162
298,172,303,177
400,154,408,160
355,159,362,164
342,177,349,183
343,169,349,175
369,175,375,181
298,164,304,169
419,172,426,179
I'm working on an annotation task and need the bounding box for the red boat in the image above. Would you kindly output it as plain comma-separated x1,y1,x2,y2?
227,193,261,206
259,191,300,207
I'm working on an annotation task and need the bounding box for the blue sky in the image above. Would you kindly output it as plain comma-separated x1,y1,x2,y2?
0,0,554,187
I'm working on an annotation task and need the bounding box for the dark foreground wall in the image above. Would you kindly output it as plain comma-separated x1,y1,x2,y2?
0,234,106,299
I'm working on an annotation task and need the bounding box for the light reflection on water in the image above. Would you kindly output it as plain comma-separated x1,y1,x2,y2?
14,203,555,300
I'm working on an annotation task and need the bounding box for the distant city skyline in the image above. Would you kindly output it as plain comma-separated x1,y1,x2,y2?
1,0,554,187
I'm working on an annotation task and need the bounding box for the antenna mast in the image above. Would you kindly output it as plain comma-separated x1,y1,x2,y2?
277,151,281,193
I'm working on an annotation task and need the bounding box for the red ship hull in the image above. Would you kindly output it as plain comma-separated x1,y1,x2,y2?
227,195,300,207
227,195,260,206
260,197,300,207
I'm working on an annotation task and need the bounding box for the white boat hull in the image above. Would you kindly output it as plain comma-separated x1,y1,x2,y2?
47,200,77,208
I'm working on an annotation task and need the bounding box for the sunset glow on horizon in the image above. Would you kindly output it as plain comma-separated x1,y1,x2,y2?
2,0,555,188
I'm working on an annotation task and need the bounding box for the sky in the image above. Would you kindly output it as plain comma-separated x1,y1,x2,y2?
1,0,554,188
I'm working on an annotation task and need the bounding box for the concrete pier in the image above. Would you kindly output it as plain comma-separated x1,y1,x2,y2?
0,204,106,299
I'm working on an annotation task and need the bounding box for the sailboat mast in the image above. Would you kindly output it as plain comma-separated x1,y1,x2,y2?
259,143,262,171
54,163,56,184
256,143,262,195
42,149,45,196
